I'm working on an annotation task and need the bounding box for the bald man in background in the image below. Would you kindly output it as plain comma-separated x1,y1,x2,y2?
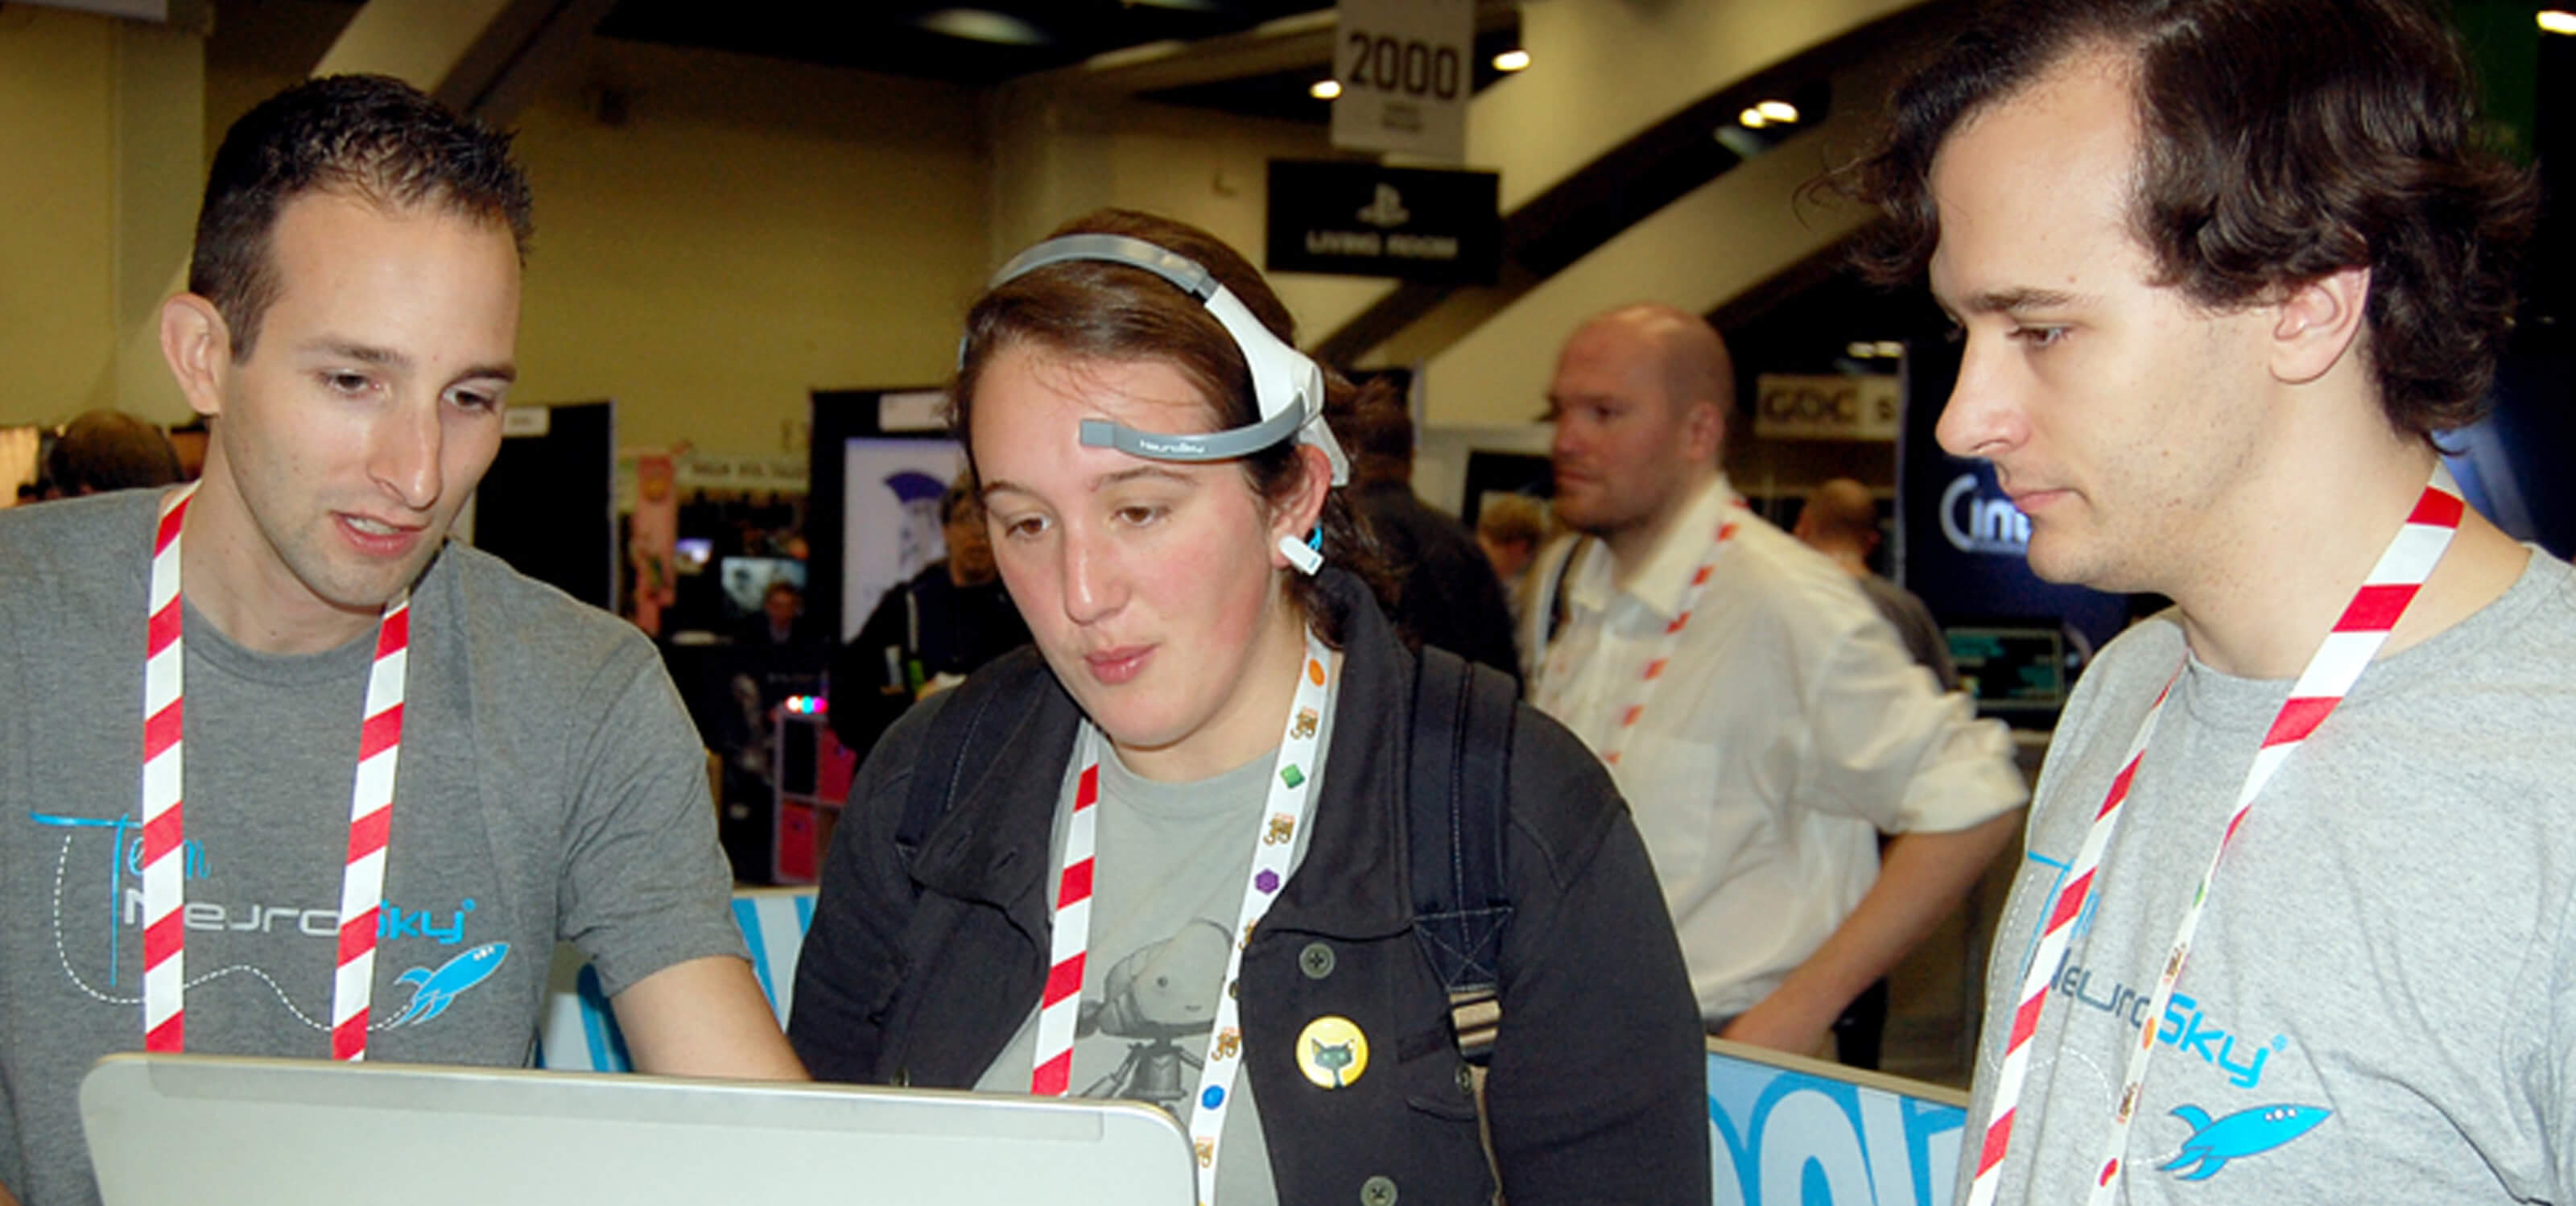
1524,304,2024,1057
1794,478,1958,690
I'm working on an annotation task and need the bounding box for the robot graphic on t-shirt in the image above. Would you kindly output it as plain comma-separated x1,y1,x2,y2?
1078,919,1232,1110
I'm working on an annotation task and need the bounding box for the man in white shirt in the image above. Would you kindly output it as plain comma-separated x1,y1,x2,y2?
1524,304,2027,1055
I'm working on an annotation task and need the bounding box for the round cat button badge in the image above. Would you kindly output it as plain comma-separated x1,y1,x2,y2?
1295,1015,1368,1088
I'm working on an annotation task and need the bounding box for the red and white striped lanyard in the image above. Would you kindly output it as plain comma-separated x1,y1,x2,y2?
1535,516,1740,767
1034,628,1332,1206
1968,465,2465,1206
140,483,411,1060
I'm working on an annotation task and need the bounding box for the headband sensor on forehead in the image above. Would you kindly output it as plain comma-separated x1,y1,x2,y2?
977,233,1352,489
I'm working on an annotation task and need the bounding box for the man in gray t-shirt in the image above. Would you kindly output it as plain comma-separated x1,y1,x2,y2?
1848,0,2562,1200
0,76,800,1206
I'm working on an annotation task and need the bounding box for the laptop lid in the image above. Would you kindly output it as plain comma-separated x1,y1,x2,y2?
81,1054,1195,1206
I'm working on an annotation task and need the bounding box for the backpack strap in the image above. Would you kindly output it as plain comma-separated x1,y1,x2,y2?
1407,646,1518,1063
894,650,1038,865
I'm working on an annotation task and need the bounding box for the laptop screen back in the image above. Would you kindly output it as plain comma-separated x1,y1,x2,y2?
81,1054,1194,1206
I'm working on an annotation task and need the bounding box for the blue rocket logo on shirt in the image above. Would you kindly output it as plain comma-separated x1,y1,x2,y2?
385,942,510,1026
2158,1102,2331,1180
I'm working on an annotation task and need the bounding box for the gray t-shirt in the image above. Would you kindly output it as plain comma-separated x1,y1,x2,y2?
0,490,746,1206
976,680,1339,1206
1963,549,2576,1204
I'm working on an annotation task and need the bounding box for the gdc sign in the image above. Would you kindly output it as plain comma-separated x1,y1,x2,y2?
1752,374,1901,442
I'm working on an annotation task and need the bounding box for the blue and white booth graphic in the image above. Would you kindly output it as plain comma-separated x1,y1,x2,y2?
1704,1039,1966,1206
539,889,1967,1206
537,888,814,1072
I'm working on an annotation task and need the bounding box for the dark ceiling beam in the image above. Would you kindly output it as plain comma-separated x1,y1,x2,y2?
311,0,617,126
439,0,621,126
1034,0,1521,98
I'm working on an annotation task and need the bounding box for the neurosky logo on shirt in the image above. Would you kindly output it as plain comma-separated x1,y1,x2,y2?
31,810,510,1034
35,811,479,947
2023,851,2289,1091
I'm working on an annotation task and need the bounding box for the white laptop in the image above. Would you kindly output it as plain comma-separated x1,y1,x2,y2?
81,1054,1195,1206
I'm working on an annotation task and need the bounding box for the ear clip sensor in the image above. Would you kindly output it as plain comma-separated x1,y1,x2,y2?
1278,527,1324,576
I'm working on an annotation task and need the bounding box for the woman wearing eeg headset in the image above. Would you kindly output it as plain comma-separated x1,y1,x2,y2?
788,210,1706,1206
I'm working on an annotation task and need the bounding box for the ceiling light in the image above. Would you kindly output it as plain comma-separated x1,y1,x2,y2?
2542,10,2576,34
1756,100,1800,124
916,8,1049,45
1311,79,1343,101
1739,107,1769,130
1874,341,1905,358
1493,49,1530,72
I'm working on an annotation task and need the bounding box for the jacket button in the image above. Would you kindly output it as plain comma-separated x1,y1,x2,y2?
1299,941,1336,980
1455,1065,1476,1095
1360,1175,1397,1206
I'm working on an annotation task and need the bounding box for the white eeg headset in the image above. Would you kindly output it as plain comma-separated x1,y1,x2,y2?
974,233,1351,575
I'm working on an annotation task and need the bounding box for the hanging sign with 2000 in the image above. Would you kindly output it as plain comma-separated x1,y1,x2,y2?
1330,0,1474,163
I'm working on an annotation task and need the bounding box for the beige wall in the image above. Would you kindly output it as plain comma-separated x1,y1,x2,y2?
0,9,116,424
203,1,992,456
0,6,187,427
505,41,989,454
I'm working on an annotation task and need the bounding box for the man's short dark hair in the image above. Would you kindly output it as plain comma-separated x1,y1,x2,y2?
190,74,534,361
1847,0,2537,443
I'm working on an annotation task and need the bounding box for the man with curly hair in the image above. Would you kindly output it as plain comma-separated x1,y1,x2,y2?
1850,0,2566,1201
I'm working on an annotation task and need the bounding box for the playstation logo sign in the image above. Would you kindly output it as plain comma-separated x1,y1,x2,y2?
1356,184,1410,228
1265,160,1498,284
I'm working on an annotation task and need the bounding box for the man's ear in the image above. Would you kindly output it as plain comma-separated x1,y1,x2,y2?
159,294,233,419
2268,265,2370,386
1686,398,1727,465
